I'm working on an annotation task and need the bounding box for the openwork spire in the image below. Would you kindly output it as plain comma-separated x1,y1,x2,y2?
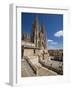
41,23,45,33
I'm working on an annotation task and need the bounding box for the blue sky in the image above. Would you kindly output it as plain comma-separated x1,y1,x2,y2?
21,13,63,49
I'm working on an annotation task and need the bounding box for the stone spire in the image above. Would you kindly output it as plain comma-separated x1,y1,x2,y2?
41,23,47,49
41,23,45,33
31,15,39,47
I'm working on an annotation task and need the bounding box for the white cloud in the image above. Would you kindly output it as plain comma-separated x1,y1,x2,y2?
47,39,58,49
54,30,63,37
47,39,57,45
47,39,53,42
51,42,57,45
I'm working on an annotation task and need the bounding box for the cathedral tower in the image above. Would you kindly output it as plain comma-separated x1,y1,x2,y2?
31,16,39,47
39,23,47,49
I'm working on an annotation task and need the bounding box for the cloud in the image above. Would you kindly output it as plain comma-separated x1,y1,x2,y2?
47,39,57,45
54,30,63,37
51,42,57,45
47,39,53,42
47,39,58,49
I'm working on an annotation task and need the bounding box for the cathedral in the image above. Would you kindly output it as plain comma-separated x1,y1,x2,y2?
21,15,49,59
22,16,47,50
21,15,63,77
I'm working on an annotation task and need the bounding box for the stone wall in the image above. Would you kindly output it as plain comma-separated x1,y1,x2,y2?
24,49,34,56
23,47,49,61
34,49,40,55
24,48,40,56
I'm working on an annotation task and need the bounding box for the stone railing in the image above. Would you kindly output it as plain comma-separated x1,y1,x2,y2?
22,41,35,47
39,59,63,75
24,56,41,75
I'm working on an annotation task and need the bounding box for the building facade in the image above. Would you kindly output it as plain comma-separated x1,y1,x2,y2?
21,16,49,59
22,16,47,49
